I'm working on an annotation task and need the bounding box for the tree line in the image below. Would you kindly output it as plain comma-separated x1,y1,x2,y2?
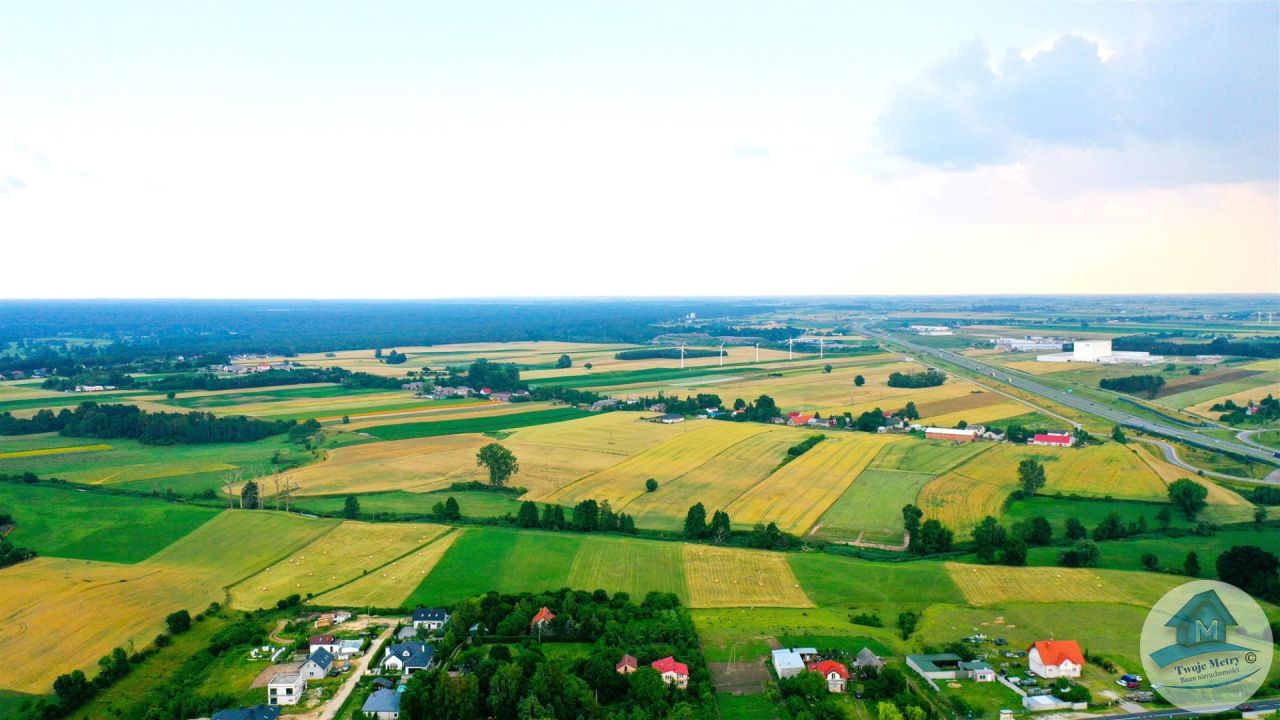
886,370,946,389
1098,374,1165,398
0,402,294,444
1114,334,1280,359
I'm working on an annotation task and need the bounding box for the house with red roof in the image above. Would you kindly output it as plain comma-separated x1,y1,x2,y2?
1028,640,1084,679
1029,432,1074,448
615,654,637,674
787,413,814,427
308,634,340,655
651,656,689,688
807,660,849,693
530,607,555,632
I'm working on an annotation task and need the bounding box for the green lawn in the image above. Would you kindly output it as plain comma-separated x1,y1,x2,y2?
197,648,272,706
292,489,527,519
361,407,593,440
788,553,964,610
776,634,892,657
869,440,993,475
0,482,219,563
565,534,688,601
407,527,584,605
932,677,1024,716
1026,527,1280,573
1002,496,1183,536
1254,429,1280,450
813,469,934,543
717,693,779,720
1175,443,1274,479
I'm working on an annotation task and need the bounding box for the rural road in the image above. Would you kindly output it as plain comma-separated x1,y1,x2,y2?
1093,697,1280,719
296,622,394,720
1136,437,1280,485
857,326,1280,475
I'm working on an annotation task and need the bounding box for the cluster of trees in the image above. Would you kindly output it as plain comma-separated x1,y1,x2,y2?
0,511,35,569
0,402,295,444
380,349,409,364
442,359,526,393
1114,334,1280,360
516,499,638,534
1217,545,1280,602
773,665,923,720
779,434,825,466
40,370,137,391
969,515,1040,566
1099,374,1166,398
680,503,797,549
1211,395,1280,424
555,354,572,369
145,366,405,392
527,385,604,406
886,370,947,389
613,348,722,360
632,392,723,416
902,504,954,555
399,589,713,720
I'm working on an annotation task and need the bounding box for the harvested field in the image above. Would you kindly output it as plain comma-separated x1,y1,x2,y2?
812,468,933,543
953,442,1169,500
230,521,450,609
725,433,902,534
1185,380,1280,417
1131,444,1254,523
310,529,461,607
912,392,1005,419
944,563,1181,607
682,545,813,608
280,433,490,496
147,511,338,584
916,472,1009,532
921,400,1028,429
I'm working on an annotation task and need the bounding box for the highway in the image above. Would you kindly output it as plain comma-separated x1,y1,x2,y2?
1096,697,1280,719
857,326,1280,474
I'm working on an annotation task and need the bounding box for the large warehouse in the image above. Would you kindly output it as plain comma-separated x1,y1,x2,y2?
1037,338,1164,365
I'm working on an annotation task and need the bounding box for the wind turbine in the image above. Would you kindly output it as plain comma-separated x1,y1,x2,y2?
754,343,759,363
787,337,796,360
819,338,825,359
718,342,725,366
679,343,686,369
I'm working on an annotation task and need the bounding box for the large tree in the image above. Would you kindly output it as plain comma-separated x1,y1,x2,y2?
476,443,519,487
342,494,360,519
683,502,708,539
1017,458,1046,497
241,480,260,509
972,516,1007,563
1217,545,1280,600
1168,478,1208,519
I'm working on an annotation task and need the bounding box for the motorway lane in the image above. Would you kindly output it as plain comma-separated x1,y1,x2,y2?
857,327,1280,475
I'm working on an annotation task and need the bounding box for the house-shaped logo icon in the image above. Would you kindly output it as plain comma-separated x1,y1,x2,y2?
1150,589,1250,667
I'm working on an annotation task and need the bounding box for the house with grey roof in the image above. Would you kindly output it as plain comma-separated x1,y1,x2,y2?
212,706,282,720
411,607,450,631
299,648,335,679
381,642,435,676
362,688,403,719
854,647,885,671
771,648,818,679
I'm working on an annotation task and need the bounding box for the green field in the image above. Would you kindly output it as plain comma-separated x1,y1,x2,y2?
1159,373,1277,410
160,384,389,409
717,693,779,720
1026,527,1280,573
362,407,593,440
566,535,688,599
868,438,993,474
1002,496,1183,535
407,527,583,605
292,489,527,518
813,469,933,543
147,510,339,584
788,552,963,609
0,483,219,563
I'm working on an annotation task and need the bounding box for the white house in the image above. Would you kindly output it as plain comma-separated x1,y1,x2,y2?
808,661,849,693
1028,640,1084,679
381,642,435,676
267,672,306,706
299,648,335,679
411,608,450,631
309,634,341,655
651,656,690,689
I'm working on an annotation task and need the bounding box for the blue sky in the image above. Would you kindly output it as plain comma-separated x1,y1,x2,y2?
1,1,1276,297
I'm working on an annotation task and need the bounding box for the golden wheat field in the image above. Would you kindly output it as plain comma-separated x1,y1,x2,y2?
310,529,462,607
280,433,490,496
1131,444,1254,522
0,443,112,460
147,511,340,583
726,433,904,534
944,563,1181,607
954,442,1170,500
1186,381,1280,418
619,427,800,529
682,545,813,608
230,521,451,609
546,421,775,510
916,472,1010,532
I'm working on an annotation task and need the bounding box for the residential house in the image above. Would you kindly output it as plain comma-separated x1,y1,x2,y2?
309,634,341,654
212,705,282,720
361,688,403,720
655,414,684,424
401,382,425,392
787,413,814,427
853,647,884,671
1028,433,1074,448
372,677,395,691
381,642,435,676
299,648,335,679
267,672,306,706
530,607,556,631
1028,640,1084,679
808,660,849,693
412,607,450,631
616,654,638,674
771,648,818,679
590,398,620,411
489,391,513,402
651,656,690,689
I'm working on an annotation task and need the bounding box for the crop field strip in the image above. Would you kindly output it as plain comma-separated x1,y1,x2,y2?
1161,372,1279,410
682,545,813,608
1130,443,1255,524
566,535,689,600
812,468,934,542
0,442,111,460
309,528,462,608
725,433,903,534
229,521,451,609
943,563,1183,607
360,406,593,440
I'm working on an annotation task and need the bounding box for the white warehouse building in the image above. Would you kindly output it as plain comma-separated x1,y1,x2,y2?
1037,338,1164,365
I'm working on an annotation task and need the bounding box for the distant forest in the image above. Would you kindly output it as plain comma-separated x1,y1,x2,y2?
0,300,776,372
0,402,294,444
1113,334,1280,359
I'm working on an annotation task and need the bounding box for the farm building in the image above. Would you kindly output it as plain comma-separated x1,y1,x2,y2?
412,607,450,631
924,427,978,443
381,642,435,676
1023,695,1082,712
959,660,995,682
854,647,885,671
1028,640,1084,679
361,688,403,719
771,647,818,679
787,412,815,426
337,639,364,658
1029,432,1074,448
651,656,690,688
309,634,341,654
267,672,306,706
616,654,638,674
906,653,967,681
212,706,282,720
299,648,335,679
909,325,953,336
654,414,685,424
807,660,849,693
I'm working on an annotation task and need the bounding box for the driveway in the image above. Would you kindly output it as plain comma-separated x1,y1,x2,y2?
292,623,395,720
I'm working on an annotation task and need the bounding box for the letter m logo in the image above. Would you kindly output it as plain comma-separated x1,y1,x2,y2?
1195,619,1222,643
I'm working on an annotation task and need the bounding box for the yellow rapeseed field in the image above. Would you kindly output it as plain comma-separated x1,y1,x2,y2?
230,521,450,609
683,545,813,608
726,433,904,534
310,529,462,608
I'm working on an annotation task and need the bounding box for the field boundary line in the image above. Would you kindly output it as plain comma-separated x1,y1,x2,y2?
223,518,344,594
308,528,460,602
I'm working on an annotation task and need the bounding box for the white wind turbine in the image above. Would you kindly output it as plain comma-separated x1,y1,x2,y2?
718,342,725,366
679,343,686,369
787,337,796,360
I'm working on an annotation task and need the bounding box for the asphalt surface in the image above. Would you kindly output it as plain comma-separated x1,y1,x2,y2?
857,327,1280,477
1096,697,1280,719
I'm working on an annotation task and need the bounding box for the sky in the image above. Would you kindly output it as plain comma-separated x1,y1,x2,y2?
1,1,1277,298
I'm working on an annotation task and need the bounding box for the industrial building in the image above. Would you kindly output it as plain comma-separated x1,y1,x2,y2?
995,336,1065,352
1036,339,1164,365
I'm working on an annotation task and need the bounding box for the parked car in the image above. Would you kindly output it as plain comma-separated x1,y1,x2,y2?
994,638,1008,646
